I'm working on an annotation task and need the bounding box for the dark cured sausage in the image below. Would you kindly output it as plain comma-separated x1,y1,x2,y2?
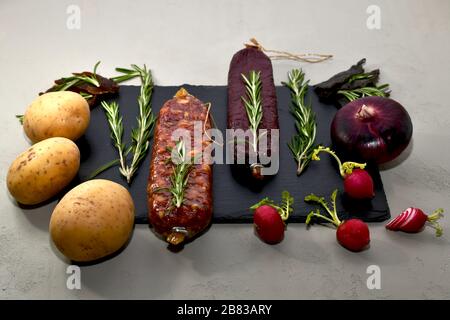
227,45,279,180
147,88,213,245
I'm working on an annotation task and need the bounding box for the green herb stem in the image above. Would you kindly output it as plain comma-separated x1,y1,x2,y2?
169,139,194,208
250,190,294,222
122,64,155,183
311,146,366,177
283,69,316,175
86,158,120,181
305,189,341,227
347,72,374,84
338,83,390,102
111,67,141,83
100,101,128,177
427,208,445,237
79,92,94,100
94,65,155,183
53,61,102,91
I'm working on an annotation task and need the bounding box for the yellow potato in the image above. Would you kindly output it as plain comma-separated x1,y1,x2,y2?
49,179,135,262
7,137,80,205
23,91,90,143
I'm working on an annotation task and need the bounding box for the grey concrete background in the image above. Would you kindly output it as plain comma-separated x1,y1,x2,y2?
1,0,449,299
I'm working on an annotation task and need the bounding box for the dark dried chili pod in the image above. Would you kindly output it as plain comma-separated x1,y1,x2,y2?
314,58,367,102
43,72,119,107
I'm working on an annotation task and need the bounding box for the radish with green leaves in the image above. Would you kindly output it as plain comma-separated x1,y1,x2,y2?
250,191,294,244
305,190,370,252
312,146,374,199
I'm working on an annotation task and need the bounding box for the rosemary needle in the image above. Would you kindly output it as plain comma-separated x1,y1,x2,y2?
111,67,141,83
338,84,390,102
339,72,391,102
283,69,317,176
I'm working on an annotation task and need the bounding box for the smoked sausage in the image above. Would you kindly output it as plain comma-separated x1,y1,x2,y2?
227,45,279,180
147,88,213,245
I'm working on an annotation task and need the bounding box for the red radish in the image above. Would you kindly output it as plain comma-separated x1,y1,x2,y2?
305,189,371,252
343,169,374,199
253,205,285,244
336,219,370,251
386,207,444,237
250,191,294,244
312,146,374,199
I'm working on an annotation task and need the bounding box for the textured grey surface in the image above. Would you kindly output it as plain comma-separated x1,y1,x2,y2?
0,0,449,299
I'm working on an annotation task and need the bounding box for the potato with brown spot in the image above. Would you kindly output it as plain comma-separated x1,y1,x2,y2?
49,179,135,262
23,91,90,143
7,137,80,205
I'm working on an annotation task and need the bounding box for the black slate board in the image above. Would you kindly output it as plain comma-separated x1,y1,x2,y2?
77,85,390,224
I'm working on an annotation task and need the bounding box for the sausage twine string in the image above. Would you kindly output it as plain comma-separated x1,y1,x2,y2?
245,38,333,63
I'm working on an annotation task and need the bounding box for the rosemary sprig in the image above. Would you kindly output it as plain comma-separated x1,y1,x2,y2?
96,64,155,184
111,67,141,83
241,70,263,153
338,83,390,102
168,139,194,208
52,61,101,91
122,64,155,183
283,69,317,175
100,101,127,177
347,72,374,84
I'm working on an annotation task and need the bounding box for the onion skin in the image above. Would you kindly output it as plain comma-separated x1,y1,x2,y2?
331,97,413,164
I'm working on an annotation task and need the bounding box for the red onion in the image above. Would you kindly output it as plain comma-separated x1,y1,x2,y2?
331,97,413,164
